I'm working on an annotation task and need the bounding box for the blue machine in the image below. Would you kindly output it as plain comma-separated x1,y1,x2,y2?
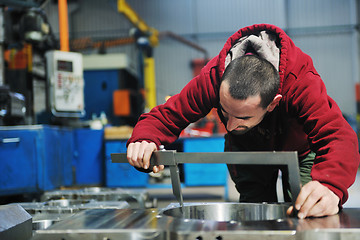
73,128,104,186
0,124,227,196
83,70,121,125
0,125,74,196
105,140,148,187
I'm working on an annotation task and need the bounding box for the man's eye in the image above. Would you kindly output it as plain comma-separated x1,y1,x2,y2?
237,117,251,120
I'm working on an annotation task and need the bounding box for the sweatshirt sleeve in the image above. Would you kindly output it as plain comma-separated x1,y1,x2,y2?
285,71,360,205
127,58,220,148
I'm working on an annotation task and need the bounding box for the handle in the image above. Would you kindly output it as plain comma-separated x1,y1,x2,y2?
1,137,21,144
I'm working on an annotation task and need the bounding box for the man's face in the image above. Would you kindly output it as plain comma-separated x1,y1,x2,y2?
219,81,268,135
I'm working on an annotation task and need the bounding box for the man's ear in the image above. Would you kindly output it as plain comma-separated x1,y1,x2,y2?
267,94,282,112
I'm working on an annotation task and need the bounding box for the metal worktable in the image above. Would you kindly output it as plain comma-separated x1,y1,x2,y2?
30,203,360,240
29,150,360,239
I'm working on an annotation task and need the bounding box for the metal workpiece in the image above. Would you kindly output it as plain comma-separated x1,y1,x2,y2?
160,202,291,222
30,204,360,240
0,204,32,240
11,199,130,233
6,188,154,234
111,151,302,207
31,208,164,240
12,199,130,215
41,187,154,208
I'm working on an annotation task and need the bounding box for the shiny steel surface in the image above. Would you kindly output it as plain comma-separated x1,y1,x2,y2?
161,202,290,221
31,203,360,240
0,204,32,240
13,199,130,215
41,187,153,208
11,199,130,233
33,219,60,231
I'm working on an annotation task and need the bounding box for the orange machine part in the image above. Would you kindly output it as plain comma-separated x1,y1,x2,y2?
113,90,131,116
4,45,31,70
356,83,360,102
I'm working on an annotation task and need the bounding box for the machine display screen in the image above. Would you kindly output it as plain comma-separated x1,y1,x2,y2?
57,60,73,72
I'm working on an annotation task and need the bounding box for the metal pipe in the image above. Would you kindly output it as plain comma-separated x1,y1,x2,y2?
159,31,209,60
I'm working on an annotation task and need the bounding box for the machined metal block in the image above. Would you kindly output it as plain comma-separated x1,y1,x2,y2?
0,204,32,240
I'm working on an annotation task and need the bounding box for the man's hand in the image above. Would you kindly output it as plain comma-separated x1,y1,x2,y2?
287,180,340,219
127,141,164,173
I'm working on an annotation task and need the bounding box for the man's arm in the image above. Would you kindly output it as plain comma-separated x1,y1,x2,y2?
284,70,359,217
127,57,220,148
125,58,221,173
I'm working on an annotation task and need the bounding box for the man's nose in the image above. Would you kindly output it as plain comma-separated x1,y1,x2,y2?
227,116,240,131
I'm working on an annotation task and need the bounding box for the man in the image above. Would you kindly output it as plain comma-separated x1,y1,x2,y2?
126,24,360,219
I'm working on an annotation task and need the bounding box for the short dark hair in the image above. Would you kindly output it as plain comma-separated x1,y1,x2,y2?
221,55,280,108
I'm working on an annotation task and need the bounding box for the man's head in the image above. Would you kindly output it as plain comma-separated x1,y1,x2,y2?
219,55,282,135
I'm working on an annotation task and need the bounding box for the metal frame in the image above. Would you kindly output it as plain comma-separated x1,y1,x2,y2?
111,151,301,209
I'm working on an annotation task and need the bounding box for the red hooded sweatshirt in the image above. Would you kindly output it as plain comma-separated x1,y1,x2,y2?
128,24,360,206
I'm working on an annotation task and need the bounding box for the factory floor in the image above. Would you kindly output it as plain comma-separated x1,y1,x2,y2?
147,168,360,209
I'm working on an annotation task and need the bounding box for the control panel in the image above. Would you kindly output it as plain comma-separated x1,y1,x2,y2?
45,50,84,117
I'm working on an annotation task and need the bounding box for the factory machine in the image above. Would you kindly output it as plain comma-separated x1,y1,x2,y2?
0,1,58,125
0,1,89,201
0,0,87,127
